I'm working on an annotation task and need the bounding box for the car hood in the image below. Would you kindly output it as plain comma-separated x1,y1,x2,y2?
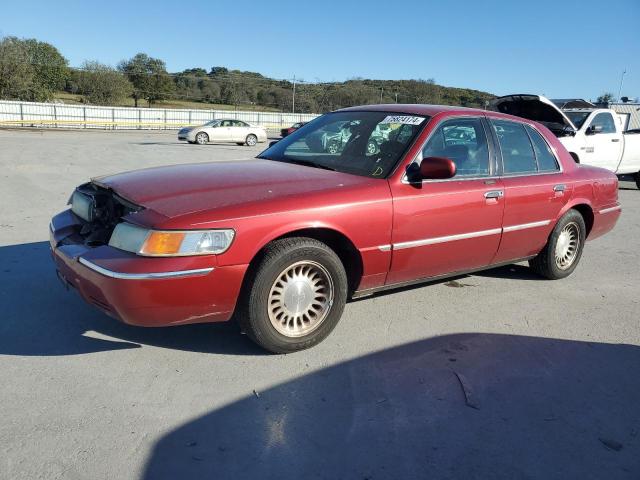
93,159,380,223
489,94,577,134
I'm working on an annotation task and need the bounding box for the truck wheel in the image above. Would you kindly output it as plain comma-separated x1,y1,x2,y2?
238,237,348,353
529,209,586,280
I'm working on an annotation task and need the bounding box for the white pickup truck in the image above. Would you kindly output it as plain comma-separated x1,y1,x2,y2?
490,94,640,188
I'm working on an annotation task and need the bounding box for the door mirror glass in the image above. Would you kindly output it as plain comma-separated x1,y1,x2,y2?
419,157,457,179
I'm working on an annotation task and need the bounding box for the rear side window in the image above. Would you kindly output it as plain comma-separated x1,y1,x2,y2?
492,120,537,174
525,125,559,171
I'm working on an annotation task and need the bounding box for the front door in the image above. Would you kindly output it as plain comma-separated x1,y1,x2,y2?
387,116,505,284
583,112,623,171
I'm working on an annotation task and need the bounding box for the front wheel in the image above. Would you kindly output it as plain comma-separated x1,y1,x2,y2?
237,237,348,353
529,209,586,279
195,132,209,145
245,134,258,146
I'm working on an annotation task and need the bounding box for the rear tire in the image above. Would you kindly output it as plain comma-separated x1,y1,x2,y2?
237,237,348,353
529,209,586,279
246,134,258,146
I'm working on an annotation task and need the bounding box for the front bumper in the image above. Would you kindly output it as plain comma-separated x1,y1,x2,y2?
50,210,247,327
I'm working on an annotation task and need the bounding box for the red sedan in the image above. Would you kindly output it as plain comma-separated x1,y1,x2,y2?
280,121,307,138
50,105,621,353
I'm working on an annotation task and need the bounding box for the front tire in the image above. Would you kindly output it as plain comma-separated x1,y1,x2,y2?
245,134,258,146
195,132,209,145
529,209,586,279
238,237,348,353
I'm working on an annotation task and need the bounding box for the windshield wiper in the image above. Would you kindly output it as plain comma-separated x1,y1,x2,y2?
286,159,336,171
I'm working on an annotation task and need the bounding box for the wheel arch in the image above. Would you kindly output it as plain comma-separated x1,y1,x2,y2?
245,226,364,294
557,200,594,238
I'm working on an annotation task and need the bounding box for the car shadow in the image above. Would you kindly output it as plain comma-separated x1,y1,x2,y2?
0,241,263,356
141,333,640,479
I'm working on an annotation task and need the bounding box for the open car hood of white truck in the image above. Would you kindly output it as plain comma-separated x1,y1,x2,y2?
489,94,578,136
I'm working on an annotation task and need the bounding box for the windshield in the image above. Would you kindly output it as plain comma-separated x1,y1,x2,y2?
258,111,429,178
564,111,591,129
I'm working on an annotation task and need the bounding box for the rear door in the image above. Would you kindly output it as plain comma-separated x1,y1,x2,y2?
214,120,233,142
489,119,570,263
387,115,505,284
231,120,249,142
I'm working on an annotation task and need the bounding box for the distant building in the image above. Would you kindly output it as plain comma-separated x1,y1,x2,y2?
608,102,640,131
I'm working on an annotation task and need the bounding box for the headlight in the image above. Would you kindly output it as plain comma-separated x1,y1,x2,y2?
71,190,95,222
108,223,235,256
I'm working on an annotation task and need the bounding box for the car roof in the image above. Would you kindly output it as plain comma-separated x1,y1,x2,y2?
336,103,531,123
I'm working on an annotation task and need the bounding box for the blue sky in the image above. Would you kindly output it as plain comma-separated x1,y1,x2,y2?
2,0,639,101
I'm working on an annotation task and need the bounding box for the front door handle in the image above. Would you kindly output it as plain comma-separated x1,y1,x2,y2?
484,190,504,199
553,184,566,192
611,138,620,142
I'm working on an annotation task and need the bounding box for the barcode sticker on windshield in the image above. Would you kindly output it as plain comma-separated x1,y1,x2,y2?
380,115,425,125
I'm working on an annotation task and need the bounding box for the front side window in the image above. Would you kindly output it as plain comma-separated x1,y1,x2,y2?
421,117,490,177
589,112,616,134
258,111,428,178
492,120,537,174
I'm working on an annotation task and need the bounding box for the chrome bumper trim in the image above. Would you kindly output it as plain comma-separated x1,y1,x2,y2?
78,257,214,280
599,205,621,215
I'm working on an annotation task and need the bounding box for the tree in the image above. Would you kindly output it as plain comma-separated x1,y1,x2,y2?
22,38,69,101
0,36,68,101
118,53,174,107
596,92,615,104
0,37,34,100
76,61,132,105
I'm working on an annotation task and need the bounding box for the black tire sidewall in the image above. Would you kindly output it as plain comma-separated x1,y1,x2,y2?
245,239,347,353
545,210,586,279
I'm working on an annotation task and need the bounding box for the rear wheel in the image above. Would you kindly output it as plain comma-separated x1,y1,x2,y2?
195,132,209,145
238,237,348,353
529,209,586,279
246,134,258,146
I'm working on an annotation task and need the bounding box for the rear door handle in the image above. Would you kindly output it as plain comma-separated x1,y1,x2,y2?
553,184,566,192
611,138,620,142
484,190,504,199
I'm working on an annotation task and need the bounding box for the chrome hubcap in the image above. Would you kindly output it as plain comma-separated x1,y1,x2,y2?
247,135,256,145
555,222,580,269
196,133,207,144
268,261,334,337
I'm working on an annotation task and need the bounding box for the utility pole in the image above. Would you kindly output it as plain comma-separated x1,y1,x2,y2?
617,69,627,102
395,92,398,103
292,75,296,113
380,87,384,103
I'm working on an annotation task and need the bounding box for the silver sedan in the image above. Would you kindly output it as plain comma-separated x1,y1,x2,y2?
178,119,268,146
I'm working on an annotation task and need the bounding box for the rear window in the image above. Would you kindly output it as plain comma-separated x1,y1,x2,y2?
525,125,560,172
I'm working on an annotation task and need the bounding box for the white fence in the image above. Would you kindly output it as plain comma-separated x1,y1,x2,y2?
0,100,319,130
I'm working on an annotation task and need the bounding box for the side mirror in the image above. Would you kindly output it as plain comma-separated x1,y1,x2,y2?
268,140,279,148
586,124,604,135
419,157,457,180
